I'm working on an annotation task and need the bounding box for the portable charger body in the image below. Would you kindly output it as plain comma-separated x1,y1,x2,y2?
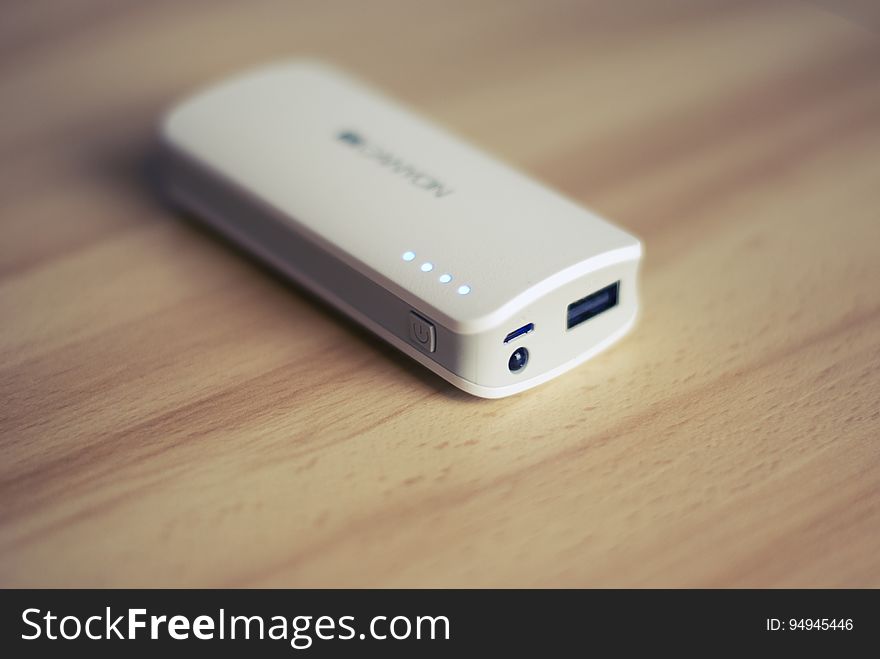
158,60,641,398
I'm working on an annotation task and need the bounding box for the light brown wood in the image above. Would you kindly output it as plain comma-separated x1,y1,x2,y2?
2,0,879,587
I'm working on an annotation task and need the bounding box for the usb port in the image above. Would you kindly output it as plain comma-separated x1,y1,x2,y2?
566,282,619,330
504,322,534,343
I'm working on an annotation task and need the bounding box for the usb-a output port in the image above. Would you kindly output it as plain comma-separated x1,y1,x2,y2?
567,282,619,330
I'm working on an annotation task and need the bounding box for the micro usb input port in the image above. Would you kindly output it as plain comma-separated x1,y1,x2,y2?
504,322,534,343
566,281,619,330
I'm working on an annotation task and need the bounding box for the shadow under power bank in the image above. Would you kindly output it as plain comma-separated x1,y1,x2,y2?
158,60,642,398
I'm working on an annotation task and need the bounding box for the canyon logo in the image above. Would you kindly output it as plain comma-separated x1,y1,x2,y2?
336,130,454,198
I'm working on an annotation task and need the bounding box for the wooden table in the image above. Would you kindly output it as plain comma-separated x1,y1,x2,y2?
2,0,879,587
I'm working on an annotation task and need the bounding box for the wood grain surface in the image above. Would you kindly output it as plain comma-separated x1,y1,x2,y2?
2,0,879,587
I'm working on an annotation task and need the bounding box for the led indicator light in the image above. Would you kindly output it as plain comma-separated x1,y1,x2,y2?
457,285,471,295
421,262,434,272
402,251,416,262
438,273,452,284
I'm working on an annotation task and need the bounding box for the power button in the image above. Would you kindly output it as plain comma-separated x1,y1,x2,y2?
408,312,436,353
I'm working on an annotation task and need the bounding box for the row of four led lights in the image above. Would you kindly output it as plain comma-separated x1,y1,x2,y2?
402,251,470,295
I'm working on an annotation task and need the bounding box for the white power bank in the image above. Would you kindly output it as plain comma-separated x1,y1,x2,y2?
158,60,641,398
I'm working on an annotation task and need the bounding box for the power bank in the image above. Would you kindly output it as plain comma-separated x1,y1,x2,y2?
158,60,641,398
